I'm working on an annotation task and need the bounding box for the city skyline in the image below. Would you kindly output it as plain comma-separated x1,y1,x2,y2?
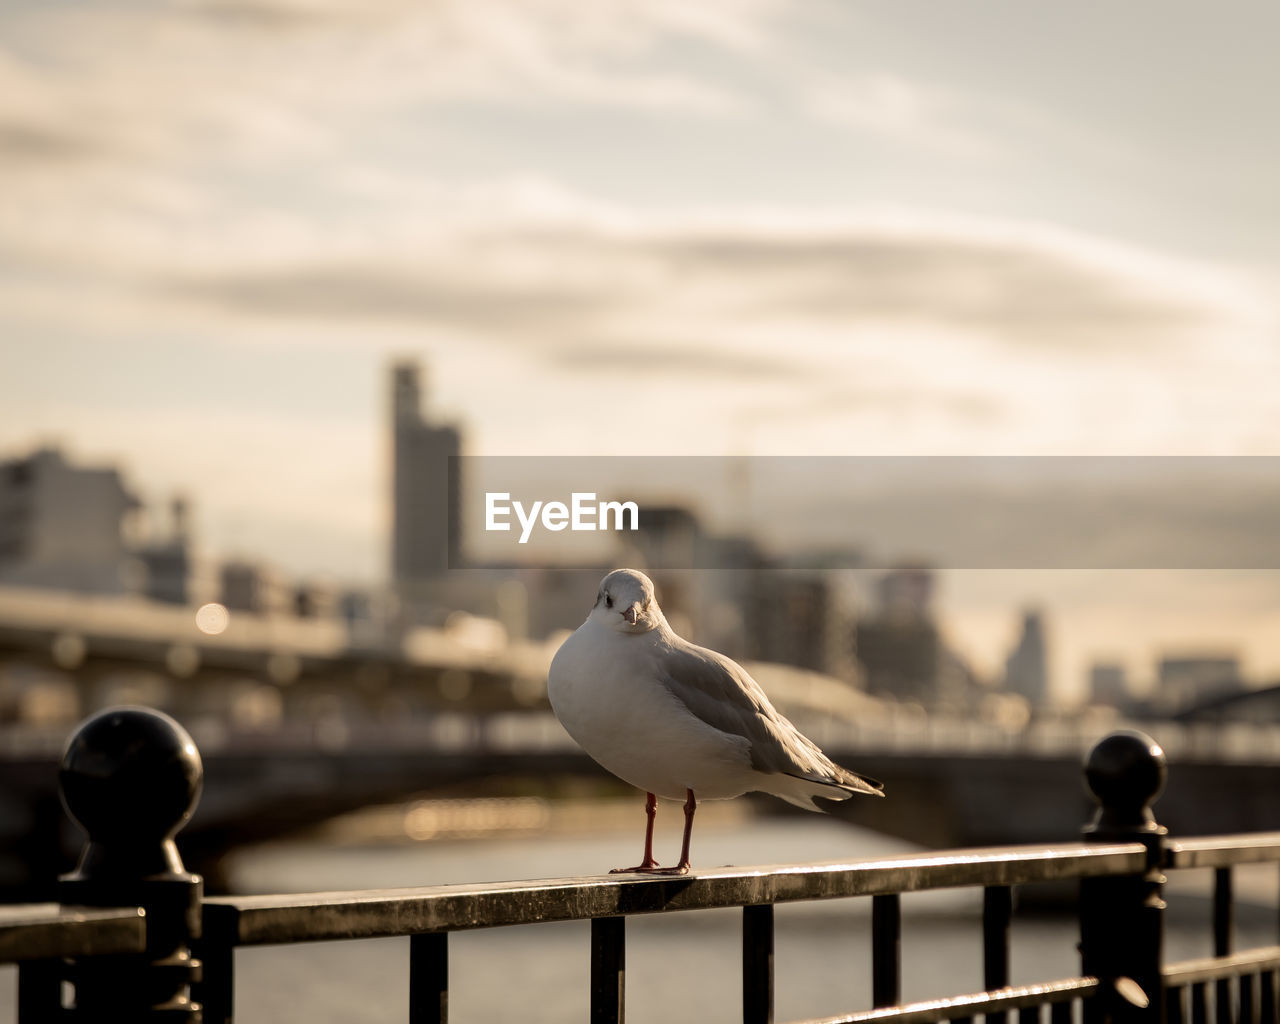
3,431,1278,711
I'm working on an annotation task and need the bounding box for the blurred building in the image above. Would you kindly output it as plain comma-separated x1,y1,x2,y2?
624,505,704,570
621,504,758,648
220,559,289,616
877,564,933,619
854,615,940,704
391,361,462,590
293,579,339,619
743,573,839,675
1088,661,1129,708
853,564,978,707
0,446,142,594
1004,608,1048,709
779,548,868,685
134,496,194,605
1157,654,1243,712
619,505,865,682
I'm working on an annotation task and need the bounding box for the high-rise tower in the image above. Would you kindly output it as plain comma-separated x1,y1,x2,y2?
1004,608,1048,709
390,361,462,588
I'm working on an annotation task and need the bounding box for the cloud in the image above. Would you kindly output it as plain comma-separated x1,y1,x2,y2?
158,206,1262,361
3,0,1261,363
636,223,1240,349
795,64,1140,173
170,264,617,334
802,73,998,159
0,0,769,180
546,344,810,381
1,0,1276,469
0,122,105,164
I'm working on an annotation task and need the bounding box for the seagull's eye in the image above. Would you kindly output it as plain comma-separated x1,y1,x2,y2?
605,594,613,609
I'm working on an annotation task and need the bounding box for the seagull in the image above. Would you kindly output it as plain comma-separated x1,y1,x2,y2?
548,568,884,875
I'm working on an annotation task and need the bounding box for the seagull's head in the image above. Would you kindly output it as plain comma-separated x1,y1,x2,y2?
591,568,663,634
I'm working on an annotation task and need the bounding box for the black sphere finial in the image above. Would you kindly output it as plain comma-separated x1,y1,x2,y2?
59,706,203,879
1083,729,1167,837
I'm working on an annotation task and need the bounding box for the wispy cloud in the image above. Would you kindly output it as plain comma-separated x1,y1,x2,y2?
2,0,1277,472
0,0,769,175
801,72,998,159
160,203,1265,357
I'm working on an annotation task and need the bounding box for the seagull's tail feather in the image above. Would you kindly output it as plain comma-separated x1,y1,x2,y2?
770,767,886,812
832,765,886,797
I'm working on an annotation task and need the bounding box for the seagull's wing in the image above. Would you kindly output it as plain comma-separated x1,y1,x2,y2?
651,634,884,801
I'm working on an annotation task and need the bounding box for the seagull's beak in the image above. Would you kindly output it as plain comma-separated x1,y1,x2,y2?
623,604,639,626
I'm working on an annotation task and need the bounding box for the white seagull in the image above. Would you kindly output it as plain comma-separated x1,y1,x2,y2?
548,568,884,874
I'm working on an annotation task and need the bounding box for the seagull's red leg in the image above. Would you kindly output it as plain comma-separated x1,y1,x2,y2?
611,791,661,873
640,791,659,867
673,789,696,873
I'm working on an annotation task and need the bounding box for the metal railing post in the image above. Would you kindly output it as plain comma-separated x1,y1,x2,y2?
56,706,205,1022
1080,730,1168,1024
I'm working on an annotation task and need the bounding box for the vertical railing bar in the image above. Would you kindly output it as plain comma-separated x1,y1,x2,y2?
1216,867,1234,956
743,904,774,1024
194,913,237,1024
591,916,626,1024
983,885,1013,1024
872,893,901,1009
1017,1004,1041,1024
17,959,63,1022
1191,981,1209,1024
1261,970,1277,1024
1217,867,1235,1024
1168,984,1186,1024
1241,972,1259,1024
409,932,448,1024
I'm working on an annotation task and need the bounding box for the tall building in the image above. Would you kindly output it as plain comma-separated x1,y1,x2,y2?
1088,661,1129,707
220,559,288,615
1157,654,1242,711
852,564,982,709
876,564,934,621
0,447,142,593
391,362,462,588
135,496,194,605
1004,608,1049,709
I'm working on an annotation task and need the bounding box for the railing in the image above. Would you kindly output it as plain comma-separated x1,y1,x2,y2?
3,709,1280,1023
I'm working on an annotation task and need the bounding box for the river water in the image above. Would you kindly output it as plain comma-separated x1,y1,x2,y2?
2,807,1275,1023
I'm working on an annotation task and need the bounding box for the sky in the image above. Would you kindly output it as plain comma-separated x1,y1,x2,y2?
1,0,1278,701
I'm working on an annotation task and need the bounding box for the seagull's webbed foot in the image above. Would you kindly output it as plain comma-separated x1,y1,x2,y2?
610,862,689,875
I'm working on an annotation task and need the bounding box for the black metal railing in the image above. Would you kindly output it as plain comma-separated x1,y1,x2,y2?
4,708,1280,1024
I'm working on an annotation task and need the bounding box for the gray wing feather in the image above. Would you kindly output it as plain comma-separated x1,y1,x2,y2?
653,636,883,797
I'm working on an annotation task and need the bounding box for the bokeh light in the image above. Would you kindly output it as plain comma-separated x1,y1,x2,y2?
195,602,230,636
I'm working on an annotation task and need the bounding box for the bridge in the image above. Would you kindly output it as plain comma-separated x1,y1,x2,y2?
5,582,1280,896
0,584,556,717
8,709,1280,899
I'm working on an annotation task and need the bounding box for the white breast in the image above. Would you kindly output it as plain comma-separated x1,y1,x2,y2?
548,623,754,801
